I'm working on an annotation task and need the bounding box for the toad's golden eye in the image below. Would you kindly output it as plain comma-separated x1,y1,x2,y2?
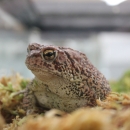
42,49,56,61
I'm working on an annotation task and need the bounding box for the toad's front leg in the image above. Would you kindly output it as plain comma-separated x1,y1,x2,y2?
22,88,38,115
22,81,49,115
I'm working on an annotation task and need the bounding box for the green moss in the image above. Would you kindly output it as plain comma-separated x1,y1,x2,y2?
110,70,130,93
20,79,29,89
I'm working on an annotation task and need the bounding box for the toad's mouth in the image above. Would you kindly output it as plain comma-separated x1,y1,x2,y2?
26,63,52,73
26,63,61,78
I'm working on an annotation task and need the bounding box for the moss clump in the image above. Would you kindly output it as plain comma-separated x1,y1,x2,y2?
110,70,130,93
0,71,130,130
0,73,29,123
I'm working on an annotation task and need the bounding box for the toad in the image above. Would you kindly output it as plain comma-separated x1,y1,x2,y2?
23,43,111,114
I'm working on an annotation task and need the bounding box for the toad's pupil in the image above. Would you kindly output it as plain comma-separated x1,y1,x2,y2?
44,52,54,57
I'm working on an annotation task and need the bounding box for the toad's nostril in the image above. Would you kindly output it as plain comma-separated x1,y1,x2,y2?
27,47,30,55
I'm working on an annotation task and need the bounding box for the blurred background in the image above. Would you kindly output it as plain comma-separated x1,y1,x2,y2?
0,0,130,80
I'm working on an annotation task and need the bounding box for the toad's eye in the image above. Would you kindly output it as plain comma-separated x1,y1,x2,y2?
42,49,57,61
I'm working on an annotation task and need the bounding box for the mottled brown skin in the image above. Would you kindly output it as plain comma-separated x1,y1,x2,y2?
23,43,111,114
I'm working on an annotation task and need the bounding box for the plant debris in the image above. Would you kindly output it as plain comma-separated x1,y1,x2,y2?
0,71,130,130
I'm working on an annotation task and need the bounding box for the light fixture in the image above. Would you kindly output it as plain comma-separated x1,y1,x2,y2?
102,0,126,6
